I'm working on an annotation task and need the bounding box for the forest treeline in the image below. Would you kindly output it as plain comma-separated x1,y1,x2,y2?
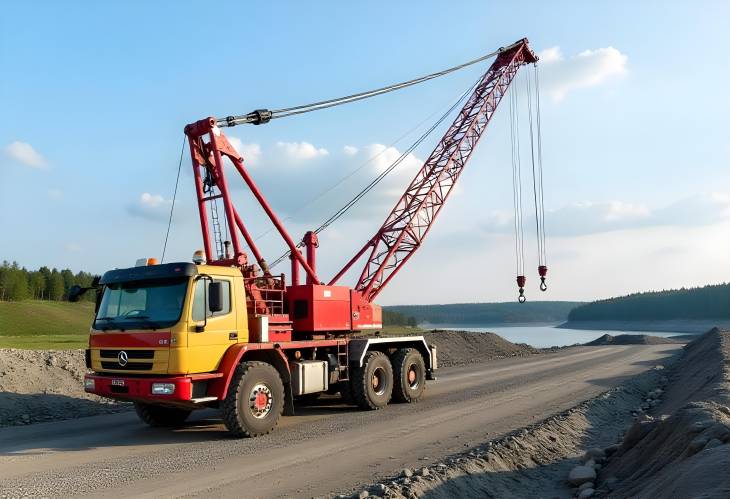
568,283,730,321
382,309,418,327
0,261,96,302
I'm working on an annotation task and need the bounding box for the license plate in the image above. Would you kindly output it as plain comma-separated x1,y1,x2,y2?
111,379,125,386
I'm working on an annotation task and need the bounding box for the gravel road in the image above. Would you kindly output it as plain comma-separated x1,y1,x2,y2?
0,344,679,498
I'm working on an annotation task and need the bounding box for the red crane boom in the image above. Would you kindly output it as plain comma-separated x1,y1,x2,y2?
183,38,540,336
331,39,537,301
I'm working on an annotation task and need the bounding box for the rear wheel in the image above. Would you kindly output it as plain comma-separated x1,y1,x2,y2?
352,351,393,410
391,348,426,403
134,402,191,427
222,361,285,438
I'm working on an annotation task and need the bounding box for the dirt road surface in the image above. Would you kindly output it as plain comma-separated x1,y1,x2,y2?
0,345,679,498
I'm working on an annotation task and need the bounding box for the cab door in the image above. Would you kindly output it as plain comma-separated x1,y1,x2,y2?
186,276,238,373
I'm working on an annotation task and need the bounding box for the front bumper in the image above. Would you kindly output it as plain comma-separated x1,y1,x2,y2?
85,373,194,403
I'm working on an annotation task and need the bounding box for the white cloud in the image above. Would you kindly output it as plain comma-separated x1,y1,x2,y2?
3,141,48,169
276,141,329,161
343,145,359,156
363,143,422,174
140,192,169,208
228,137,262,165
128,192,172,221
537,46,628,101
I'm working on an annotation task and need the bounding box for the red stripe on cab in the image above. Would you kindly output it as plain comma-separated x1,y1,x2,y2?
89,331,171,348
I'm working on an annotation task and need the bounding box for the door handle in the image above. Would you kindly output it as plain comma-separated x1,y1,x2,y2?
229,331,238,340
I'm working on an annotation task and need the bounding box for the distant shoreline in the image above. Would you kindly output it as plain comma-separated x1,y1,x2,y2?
559,319,730,334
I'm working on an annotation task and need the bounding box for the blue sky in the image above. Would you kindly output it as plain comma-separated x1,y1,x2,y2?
2,1,729,304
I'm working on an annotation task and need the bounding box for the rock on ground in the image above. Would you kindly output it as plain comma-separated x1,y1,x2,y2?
0,349,129,426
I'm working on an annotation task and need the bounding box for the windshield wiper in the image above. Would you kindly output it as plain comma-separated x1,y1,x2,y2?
94,316,118,331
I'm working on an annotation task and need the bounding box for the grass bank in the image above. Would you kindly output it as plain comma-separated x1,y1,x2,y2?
0,300,93,349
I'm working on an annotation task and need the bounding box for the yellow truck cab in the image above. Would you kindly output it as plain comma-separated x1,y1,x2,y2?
88,262,246,377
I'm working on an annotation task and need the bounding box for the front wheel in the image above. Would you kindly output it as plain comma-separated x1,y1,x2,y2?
134,402,191,427
222,361,285,438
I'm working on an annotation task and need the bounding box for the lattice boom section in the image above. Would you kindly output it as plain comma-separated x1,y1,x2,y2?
355,43,532,301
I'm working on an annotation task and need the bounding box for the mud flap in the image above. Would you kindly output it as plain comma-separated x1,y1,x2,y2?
283,382,295,416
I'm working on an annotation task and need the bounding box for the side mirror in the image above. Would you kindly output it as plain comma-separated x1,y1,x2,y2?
68,285,85,302
208,282,223,313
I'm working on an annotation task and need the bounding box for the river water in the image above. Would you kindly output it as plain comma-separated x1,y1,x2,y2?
424,324,685,348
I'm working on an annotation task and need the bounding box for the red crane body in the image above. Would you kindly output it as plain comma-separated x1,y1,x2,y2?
183,38,538,340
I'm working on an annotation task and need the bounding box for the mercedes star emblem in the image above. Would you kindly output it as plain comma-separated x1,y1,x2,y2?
118,350,129,367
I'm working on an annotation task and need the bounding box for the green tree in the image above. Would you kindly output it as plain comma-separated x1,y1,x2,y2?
48,269,65,301
29,271,46,299
61,269,75,299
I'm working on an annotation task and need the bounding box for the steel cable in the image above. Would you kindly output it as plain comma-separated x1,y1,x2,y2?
218,41,523,127
161,136,186,263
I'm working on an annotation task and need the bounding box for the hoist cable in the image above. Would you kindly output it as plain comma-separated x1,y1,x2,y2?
534,64,547,265
161,136,186,263
509,79,525,277
525,66,543,266
267,75,482,269
217,41,524,127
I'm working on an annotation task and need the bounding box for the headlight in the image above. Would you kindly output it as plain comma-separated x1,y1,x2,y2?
151,383,175,395
84,378,95,391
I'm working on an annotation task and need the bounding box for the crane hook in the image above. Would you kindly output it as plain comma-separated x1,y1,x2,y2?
517,275,527,303
538,265,548,292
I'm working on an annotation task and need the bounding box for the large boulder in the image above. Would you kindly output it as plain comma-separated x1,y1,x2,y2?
568,465,597,486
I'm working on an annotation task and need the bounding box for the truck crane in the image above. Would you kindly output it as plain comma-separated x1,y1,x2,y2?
78,38,543,437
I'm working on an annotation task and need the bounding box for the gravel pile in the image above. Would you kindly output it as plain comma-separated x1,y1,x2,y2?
0,349,128,426
422,330,540,367
584,334,679,346
592,328,730,498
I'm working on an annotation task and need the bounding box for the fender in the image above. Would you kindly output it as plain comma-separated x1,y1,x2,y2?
208,343,294,414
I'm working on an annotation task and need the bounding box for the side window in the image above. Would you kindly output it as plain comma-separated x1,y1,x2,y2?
192,279,231,322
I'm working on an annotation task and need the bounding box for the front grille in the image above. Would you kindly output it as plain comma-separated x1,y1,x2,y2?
101,361,153,371
100,349,155,359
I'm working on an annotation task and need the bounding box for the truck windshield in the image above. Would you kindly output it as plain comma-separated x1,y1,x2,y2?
95,277,188,330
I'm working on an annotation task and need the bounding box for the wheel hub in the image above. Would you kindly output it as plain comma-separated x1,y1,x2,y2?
407,363,419,389
371,367,387,395
249,383,273,419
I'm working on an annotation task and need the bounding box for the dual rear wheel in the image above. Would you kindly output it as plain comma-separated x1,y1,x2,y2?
348,348,426,409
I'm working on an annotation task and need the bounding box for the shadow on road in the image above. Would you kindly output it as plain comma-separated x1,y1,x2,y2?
0,395,356,456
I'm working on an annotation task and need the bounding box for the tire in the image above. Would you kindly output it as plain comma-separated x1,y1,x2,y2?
134,402,191,427
351,351,393,410
222,361,285,438
391,348,426,403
